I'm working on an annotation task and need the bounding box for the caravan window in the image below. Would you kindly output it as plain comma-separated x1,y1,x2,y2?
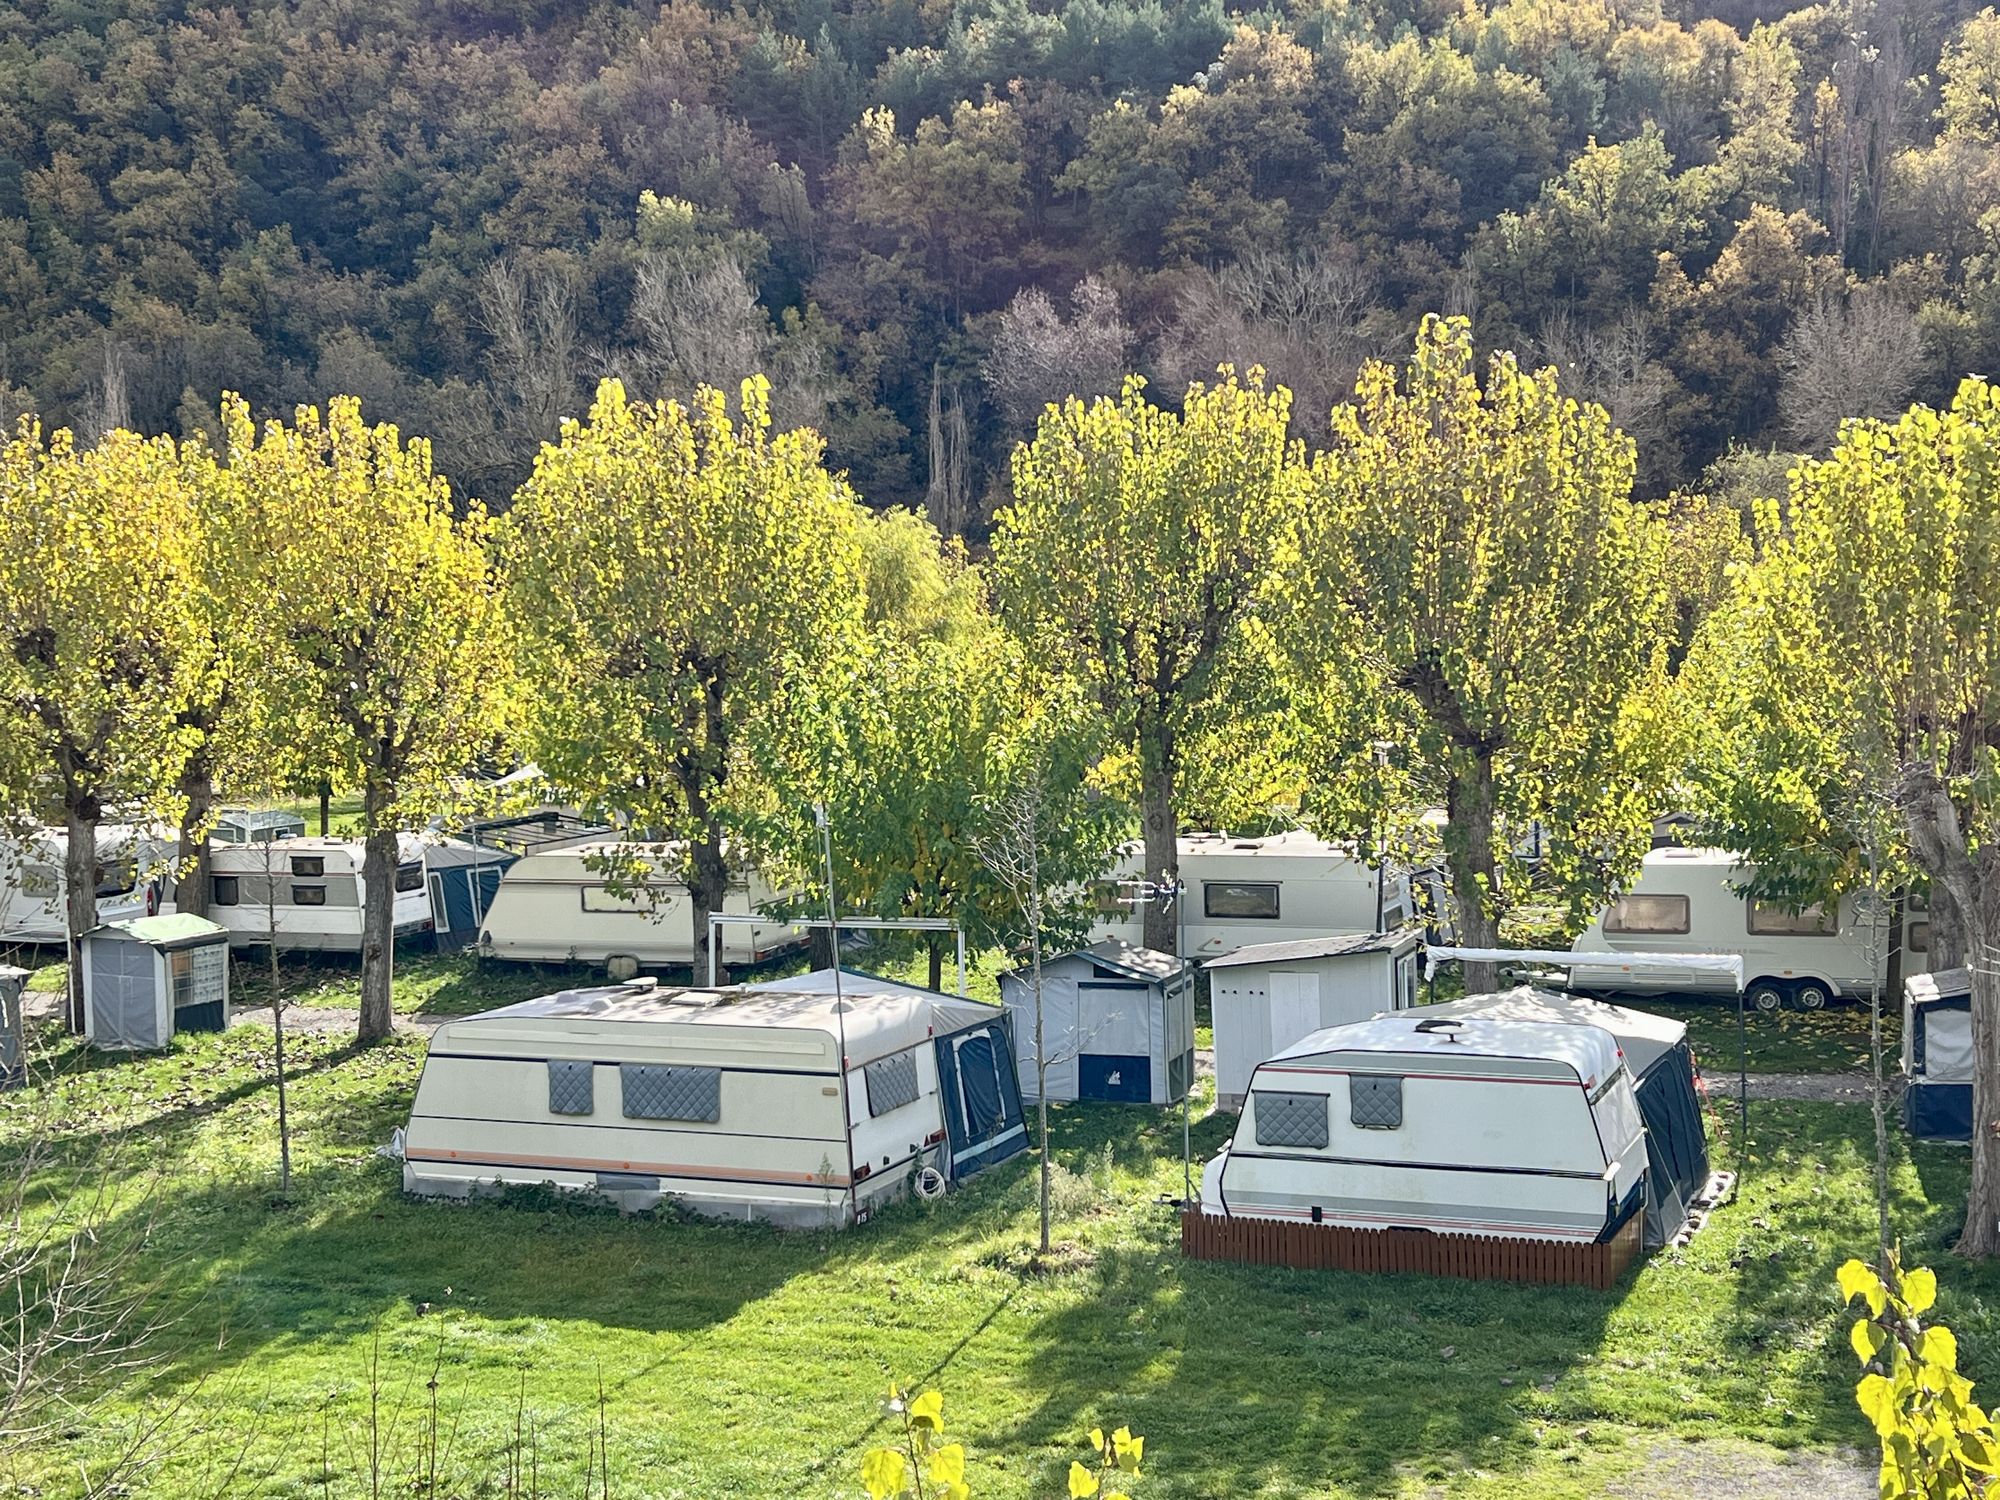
19,866,56,899
292,885,327,906
865,1050,922,1116
620,1064,721,1122
1909,921,1931,953
94,859,136,897
290,855,324,877
582,884,647,913
1604,894,1689,935
1747,899,1835,936
394,863,424,893
1253,1091,1329,1149
1205,882,1280,920
1088,881,1126,914
211,875,240,907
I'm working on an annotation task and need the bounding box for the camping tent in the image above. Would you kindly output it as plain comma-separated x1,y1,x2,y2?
1000,941,1194,1104
422,837,515,952
80,914,230,1051
1402,986,1709,1248
1905,967,1972,1141
403,970,1028,1226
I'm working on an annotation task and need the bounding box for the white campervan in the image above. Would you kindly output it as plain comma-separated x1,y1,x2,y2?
205,835,434,951
1200,1012,1648,1243
1090,830,1416,959
0,824,177,946
475,841,804,973
1571,846,1930,1011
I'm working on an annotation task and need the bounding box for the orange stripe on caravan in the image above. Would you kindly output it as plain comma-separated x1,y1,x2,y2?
406,1148,850,1187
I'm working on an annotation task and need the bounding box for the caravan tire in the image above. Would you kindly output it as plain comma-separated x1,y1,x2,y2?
1792,980,1833,1011
1747,981,1788,1014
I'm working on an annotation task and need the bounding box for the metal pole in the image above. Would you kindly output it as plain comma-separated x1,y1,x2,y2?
706,915,719,989
956,927,967,999
1178,875,1191,1206
814,804,858,1226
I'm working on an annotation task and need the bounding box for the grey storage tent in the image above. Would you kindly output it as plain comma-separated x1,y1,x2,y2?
80,914,231,1051
1403,986,1710,1249
1001,941,1194,1104
1905,968,1973,1141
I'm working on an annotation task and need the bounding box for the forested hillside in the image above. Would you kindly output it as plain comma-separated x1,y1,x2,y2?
3,0,1992,517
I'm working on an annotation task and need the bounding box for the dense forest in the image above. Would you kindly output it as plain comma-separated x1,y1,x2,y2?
3,0,1995,518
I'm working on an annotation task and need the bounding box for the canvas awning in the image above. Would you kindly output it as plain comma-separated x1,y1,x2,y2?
1424,945,1744,992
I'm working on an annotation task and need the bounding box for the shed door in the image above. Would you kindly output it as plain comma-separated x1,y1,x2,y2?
94,941,160,1049
1268,972,1323,1053
1077,980,1151,1102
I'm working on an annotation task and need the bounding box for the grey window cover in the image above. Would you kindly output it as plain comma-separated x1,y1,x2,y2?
1350,1074,1404,1130
621,1063,720,1122
866,1050,921,1116
548,1059,594,1116
1254,1090,1329,1149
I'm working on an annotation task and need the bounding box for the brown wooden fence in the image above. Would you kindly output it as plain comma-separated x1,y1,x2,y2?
1180,1210,1644,1290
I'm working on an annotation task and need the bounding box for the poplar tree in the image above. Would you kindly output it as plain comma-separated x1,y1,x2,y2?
0,423,205,1027
232,397,512,1043
989,373,1301,953
1286,316,1672,991
502,376,866,968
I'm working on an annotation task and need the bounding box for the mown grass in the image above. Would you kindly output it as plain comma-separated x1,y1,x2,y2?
1644,996,1902,1076
2,994,1991,1500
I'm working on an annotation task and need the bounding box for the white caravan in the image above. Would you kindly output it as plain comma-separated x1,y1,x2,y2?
1199,1012,1648,1243
1090,831,1415,959
475,841,804,972
1571,846,1930,1011
0,824,177,946
204,835,434,951
402,969,1029,1227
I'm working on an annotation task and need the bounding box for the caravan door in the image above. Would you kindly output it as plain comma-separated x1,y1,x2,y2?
934,1025,1028,1180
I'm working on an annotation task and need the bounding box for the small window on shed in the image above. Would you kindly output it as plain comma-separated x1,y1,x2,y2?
1205,881,1281,919
865,1050,921,1116
620,1063,721,1122
548,1060,594,1116
290,855,325,878
211,875,240,907
1253,1091,1329,1150
1349,1074,1404,1130
394,863,423,893
292,885,327,906
1604,894,1689,935
1909,920,1932,954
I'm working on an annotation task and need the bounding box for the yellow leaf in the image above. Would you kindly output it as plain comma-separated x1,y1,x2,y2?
1904,1266,1939,1315
1921,1325,1959,1371
909,1390,945,1432
1858,1373,1898,1437
1089,1428,1105,1453
1069,1460,1101,1497
929,1443,966,1486
1839,1259,1888,1316
1851,1319,1887,1364
861,1447,907,1499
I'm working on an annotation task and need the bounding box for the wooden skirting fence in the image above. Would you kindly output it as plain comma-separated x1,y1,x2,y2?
1181,1210,1644,1290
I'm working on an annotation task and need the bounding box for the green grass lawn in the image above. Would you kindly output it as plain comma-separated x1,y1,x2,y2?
1643,996,1901,1075
3,996,1991,1500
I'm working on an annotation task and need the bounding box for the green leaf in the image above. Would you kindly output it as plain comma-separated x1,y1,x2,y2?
862,1447,907,1499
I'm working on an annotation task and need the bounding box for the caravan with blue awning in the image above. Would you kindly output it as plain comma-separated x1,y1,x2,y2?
402,968,1028,1227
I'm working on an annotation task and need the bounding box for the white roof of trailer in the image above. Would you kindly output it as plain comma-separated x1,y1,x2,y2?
1206,928,1421,969
1400,986,1684,1075
456,972,1003,1066
1269,1012,1623,1083
1640,845,1741,867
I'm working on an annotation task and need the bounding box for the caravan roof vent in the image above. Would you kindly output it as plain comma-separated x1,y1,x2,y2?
1412,1017,1464,1041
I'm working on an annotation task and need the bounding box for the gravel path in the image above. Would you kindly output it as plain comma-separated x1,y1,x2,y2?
1605,1441,1874,1500
1724,1071,1902,1104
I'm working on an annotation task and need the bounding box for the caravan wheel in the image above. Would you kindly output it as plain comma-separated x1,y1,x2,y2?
1792,980,1833,1011
1747,981,1787,1014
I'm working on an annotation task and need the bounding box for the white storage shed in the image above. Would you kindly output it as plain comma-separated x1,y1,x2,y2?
1000,941,1194,1105
1199,1013,1649,1244
1204,929,1424,1109
80,914,231,1051
402,970,1029,1227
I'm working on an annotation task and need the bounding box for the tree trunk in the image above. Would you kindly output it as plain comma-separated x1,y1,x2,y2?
176,752,215,920
1139,723,1178,955
927,938,944,994
318,781,331,838
62,804,98,1034
269,847,292,1197
1029,885,1050,1255
1933,883,1968,970
688,830,731,988
357,824,399,1043
1443,748,1501,994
